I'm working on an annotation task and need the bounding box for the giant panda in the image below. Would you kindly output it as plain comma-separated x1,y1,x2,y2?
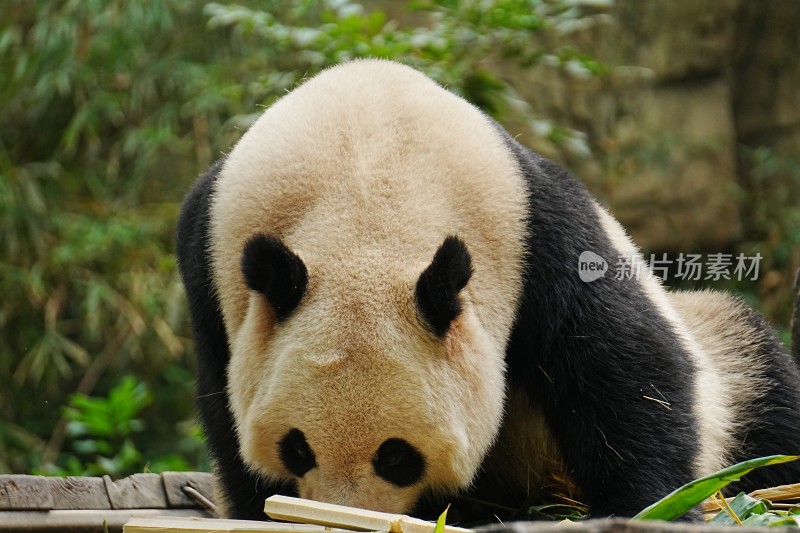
176,59,800,522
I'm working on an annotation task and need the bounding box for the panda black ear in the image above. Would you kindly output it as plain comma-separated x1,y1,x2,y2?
415,236,473,337
241,234,308,322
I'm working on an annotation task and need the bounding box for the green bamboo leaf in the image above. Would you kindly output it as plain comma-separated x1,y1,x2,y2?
711,492,768,525
633,455,800,521
433,505,450,533
741,512,800,527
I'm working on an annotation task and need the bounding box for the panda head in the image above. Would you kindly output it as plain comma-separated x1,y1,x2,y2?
212,59,527,515
227,231,505,514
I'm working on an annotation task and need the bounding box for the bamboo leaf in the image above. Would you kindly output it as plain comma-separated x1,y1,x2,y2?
711,492,768,525
741,512,800,527
633,455,800,521
433,505,450,533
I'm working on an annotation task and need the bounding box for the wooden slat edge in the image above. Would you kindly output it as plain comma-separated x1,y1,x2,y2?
49,476,111,510
105,474,168,510
0,509,211,531
161,472,215,509
0,475,55,510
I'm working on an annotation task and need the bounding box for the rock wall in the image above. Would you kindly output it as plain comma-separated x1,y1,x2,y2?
510,0,799,258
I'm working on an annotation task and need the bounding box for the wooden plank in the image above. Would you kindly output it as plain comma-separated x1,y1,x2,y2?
105,474,168,510
160,473,214,509
48,476,111,510
124,515,353,533
263,495,472,533
0,509,211,533
0,475,54,510
482,518,796,533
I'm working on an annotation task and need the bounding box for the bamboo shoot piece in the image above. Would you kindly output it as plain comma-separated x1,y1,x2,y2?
124,515,353,533
263,495,472,533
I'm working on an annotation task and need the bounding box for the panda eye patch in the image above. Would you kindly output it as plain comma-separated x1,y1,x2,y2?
372,438,426,487
241,234,308,322
415,236,473,337
278,428,317,477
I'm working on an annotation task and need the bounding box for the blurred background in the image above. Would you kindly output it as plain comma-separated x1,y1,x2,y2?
1,0,798,478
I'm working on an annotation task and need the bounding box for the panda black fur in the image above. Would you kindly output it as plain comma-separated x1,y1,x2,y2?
177,60,800,521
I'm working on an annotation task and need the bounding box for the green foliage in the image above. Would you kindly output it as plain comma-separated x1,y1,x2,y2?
37,376,194,476
736,145,800,324
633,455,800,522
66,376,150,445
0,0,236,474
202,0,598,149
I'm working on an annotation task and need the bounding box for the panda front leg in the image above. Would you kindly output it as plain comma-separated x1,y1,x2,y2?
507,284,703,519
177,162,289,519
518,339,700,517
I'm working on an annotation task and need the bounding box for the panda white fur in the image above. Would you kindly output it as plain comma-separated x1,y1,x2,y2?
177,60,800,522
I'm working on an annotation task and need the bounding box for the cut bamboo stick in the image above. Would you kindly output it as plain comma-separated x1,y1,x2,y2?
124,514,353,533
749,482,800,502
263,495,472,533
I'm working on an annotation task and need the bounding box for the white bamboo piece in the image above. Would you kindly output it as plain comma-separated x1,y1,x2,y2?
263,495,473,533
124,514,352,533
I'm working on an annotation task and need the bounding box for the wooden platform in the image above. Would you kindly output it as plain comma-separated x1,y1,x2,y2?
0,473,215,532
479,519,800,533
3,475,798,533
